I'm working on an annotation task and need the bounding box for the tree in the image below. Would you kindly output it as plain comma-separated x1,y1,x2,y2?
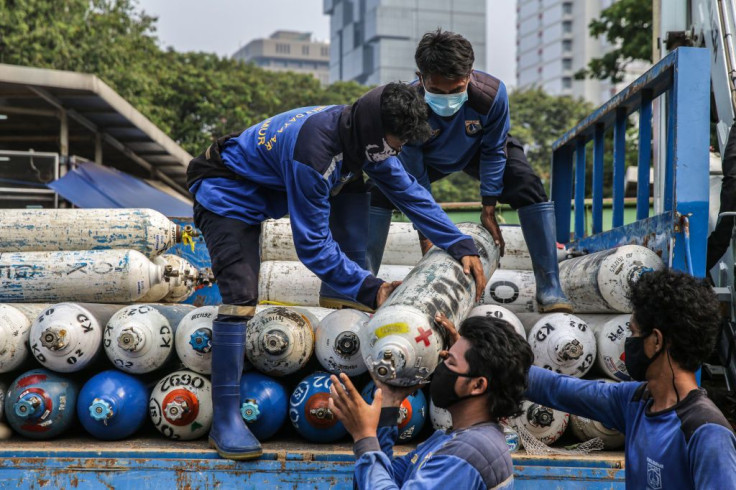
576,0,652,84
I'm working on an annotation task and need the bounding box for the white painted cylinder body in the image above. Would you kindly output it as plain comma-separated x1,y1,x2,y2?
255,305,335,321
513,401,569,445
245,307,316,376
516,313,619,336
258,261,411,306
0,208,181,259
591,315,632,381
528,313,597,378
260,219,554,270
175,306,218,375
478,269,537,312
0,249,167,303
361,223,499,386
138,255,198,304
559,245,665,313
149,370,212,440
30,303,122,372
0,304,32,373
137,256,171,303
429,399,453,432
314,309,369,376
569,413,625,449
467,305,526,338
104,304,194,373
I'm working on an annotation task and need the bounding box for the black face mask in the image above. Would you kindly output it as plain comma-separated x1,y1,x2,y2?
624,335,663,381
430,361,485,409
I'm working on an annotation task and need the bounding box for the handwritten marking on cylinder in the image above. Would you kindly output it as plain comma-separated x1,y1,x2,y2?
375,323,410,338
489,281,520,304
414,328,433,346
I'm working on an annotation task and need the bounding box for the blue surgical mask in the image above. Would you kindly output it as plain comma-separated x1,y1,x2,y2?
424,88,468,117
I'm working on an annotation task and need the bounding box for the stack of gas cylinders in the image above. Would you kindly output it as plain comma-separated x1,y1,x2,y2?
0,210,664,451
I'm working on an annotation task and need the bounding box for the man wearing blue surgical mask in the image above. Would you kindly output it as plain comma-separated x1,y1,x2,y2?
368,29,572,313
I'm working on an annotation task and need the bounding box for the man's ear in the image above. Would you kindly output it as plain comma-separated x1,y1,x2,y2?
470,376,488,396
651,328,665,352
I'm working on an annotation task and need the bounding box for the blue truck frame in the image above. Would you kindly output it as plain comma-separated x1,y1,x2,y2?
0,48,711,489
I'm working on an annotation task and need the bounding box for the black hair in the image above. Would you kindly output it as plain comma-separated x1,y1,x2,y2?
629,268,722,371
415,28,474,79
459,316,534,420
380,83,432,144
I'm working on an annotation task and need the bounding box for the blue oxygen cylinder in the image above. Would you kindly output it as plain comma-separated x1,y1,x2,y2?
361,381,427,442
5,369,77,439
239,372,288,441
77,370,149,440
289,372,347,443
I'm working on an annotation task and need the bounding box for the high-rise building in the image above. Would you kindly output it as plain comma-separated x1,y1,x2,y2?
516,0,647,105
233,31,330,86
324,0,486,85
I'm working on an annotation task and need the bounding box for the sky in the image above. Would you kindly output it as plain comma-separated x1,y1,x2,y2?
138,0,516,86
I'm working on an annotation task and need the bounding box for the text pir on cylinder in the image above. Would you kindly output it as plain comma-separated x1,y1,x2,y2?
361,223,499,386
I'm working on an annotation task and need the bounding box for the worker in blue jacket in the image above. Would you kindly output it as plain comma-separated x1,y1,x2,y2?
368,29,572,313
186,83,486,460
526,268,736,489
329,315,533,489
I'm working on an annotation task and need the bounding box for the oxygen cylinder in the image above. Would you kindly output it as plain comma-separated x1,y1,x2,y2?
528,313,596,378
258,261,411,306
559,245,665,313
77,370,149,440
245,307,316,376
0,249,175,303
149,370,212,440
104,304,194,374
0,304,32,373
361,381,427,442
478,269,537,313
175,306,218,375
139,255,200,303
513,400,569,445
467,305,526,339
429,399,453,432
314,309,369,376
289,371,347,443
30,303,121,373
361,223,499,386
0,208,191,259
590,314,632,381
5,369,77,439
570,413,625,449
239,371,288,441
255,305,335,321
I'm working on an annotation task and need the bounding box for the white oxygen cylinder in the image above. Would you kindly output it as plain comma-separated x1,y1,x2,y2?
513,400,569,445
429,399,453,431
314,309,369,376
148,370,212,440
0,208,188,259
245,307,316,376
137,254,200,303
258,261,411,306
29,303,122,372
528,313,597,378
589,314,633,381
361,223,499,386
0,249,172,303
137,256,171,303
559,245,665,312
104,304,195,373
569,413,625,449
478,269,537,312
467,305,526,339
254,305,335,321
174,306,218,375
0,304,36,373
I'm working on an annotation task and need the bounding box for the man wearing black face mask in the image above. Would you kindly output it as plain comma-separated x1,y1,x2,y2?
329,315,533,489
525,268,736,489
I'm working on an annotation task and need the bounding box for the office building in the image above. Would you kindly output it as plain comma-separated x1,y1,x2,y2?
233,31,330,86
324,0,486,85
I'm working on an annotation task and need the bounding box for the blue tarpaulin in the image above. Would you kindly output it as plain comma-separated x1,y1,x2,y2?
48,162,193,217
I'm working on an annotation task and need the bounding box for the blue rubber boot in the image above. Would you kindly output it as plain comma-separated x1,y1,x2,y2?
517,202,574,313
366,206,393,275
208,316,262,460
319,192,374,312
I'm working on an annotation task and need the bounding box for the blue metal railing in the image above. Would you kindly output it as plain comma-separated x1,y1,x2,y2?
550,47,711,277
